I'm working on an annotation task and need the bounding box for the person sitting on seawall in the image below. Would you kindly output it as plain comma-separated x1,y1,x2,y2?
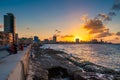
10,44,17,54
5,44,12,55
10,44,14,54
30,47,35,58
13,44,17,54
19,44,24,51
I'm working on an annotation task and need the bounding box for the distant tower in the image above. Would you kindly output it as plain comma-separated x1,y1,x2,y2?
53,35,57,43
100,39,104,43
75,38,79,43
4,13,16,43
34,36,39,43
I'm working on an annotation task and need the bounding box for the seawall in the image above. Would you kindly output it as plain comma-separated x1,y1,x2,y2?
0,45,31,80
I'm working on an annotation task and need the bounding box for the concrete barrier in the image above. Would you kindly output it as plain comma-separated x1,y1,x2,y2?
22,45,31,78
7,61,24,80
7,45,31,80
0,45,32,80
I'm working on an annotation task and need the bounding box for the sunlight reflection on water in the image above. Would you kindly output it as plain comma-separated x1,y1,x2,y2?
41,44,120,69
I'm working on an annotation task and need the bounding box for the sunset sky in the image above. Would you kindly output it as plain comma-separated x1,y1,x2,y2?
0,0,120,43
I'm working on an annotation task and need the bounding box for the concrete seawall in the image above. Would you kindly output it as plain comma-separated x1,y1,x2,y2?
0,45,31,80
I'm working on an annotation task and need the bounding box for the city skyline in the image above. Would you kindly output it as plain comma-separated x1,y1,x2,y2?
0,0,120,43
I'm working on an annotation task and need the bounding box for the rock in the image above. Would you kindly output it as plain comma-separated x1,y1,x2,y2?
113,75,120,80
66,56,120,75
27,47,120,80
84,64,119,74
79,61,95,67
74,72,114,80
27,59,48,80
48,67,69,79
74,72,99,80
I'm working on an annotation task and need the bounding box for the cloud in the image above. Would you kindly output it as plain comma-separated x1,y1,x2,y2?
80,14,88,22
108,12,116,16
55,35,60,37
55,29,61,33
115,37,119,40
81,15,114,38
97,13,112,21
83,19,106,34
112,3,120,10
0,24,3,28
61,35,74,38
96,31,113,38
116,32,120,36
80,0,120,40
112,0,120,11
26,27,30,30
94,0,120,24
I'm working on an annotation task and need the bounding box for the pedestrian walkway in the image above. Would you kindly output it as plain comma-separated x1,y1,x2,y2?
0,50,9,60
0,47,28,80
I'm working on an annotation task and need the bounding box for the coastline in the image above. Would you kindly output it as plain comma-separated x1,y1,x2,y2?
26,44,120,80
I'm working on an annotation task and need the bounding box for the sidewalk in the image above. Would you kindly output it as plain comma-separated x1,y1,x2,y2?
0,50,9,60
0,47,28,80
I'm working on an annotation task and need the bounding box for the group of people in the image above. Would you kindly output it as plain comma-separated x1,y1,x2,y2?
5,43,36,58
6,44,17,55
6,43,24,55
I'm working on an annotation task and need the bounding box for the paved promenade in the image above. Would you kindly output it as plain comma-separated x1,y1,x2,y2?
0,50,9,60
0,47,29,80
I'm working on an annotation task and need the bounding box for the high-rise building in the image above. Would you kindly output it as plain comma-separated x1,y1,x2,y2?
75,38,79,43
53,35,57,43
4,13,16,43
34,36,39,43
4,13,15,33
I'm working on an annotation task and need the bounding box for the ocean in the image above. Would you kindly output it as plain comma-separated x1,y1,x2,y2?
41,44,120,70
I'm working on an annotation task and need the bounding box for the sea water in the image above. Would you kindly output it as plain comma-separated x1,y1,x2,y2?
41,44,120,70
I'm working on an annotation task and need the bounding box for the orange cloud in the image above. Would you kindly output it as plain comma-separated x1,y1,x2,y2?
61,35,74,38
115,37,119,40
80,14,88,22
80,15,114,39
83,19,106,34
116,32,120,36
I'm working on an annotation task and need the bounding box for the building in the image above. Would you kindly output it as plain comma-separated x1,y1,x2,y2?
44,39,49,44
75,38,79,43
91,39,98,43
15,33,18,44
53,35,57,43
100,39,104,43
7,32,13,44
4,13,16,42
34,36,39,43
0,31,13,45
4,13,15,33
0,32,5,45
18,37,33,45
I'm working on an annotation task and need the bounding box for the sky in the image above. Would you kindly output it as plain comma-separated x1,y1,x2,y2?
0,0,120,43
